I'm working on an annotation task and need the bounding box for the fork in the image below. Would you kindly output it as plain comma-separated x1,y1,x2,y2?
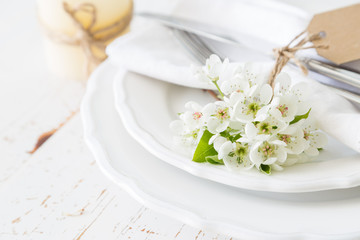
171,28,360,104
172,28,221,64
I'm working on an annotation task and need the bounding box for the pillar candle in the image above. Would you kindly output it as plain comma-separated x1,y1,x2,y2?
37,0,132,81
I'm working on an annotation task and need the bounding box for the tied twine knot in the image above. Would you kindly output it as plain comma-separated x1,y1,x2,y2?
42,1,133,76
268,30,328,88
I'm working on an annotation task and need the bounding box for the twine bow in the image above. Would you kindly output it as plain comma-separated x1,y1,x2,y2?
42,1,133,76
268,30,328,88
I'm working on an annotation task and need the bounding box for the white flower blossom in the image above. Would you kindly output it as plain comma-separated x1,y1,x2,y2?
171,55,328,174
170,101,207,147
232,84,273,123
220,65,247,95
193,54,229,84
268,95,299,123
218,141,253,170
178,101,205,128
170,119,202,147
274,73,310,115
301,118,328,156
203,101,232,134
249,140,287,169
236,115,287,162
275,126,307,155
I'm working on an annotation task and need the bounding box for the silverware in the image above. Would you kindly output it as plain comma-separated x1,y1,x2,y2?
172,29,360,104
324,85,360,104
137,12,242,46
139,12,360,93
172,29,218,63
301,58,360,90
139,12,360,102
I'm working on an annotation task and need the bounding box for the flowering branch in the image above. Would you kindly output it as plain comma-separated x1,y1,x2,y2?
171,55,327,175
212,80,224,98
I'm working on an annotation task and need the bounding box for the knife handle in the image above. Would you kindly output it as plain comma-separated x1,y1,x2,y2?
302,58,360,89
326,85,360,104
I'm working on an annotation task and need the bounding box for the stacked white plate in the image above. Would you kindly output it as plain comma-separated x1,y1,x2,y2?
82,59,360,240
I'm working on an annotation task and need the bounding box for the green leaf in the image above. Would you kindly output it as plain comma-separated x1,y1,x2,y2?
290,108,311,125
318,148,323,151
205,155,224,165
220,130,241,142
192,130,217,163
229,133,242,142
253,121,260,127
220,131,230,138
260,164,271,175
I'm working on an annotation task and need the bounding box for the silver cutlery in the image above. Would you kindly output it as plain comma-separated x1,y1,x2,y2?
301,58,360,90
137,12,242,46
171,29,360,104
138,12,360,103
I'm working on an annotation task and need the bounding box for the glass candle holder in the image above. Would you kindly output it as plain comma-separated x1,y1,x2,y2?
37,0,133,81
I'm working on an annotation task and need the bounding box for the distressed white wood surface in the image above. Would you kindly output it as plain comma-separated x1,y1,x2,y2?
0,1,233,239
0,0,358,239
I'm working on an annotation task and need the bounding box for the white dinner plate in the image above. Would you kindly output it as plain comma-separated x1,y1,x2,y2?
113,63,360,193
82,60,360,239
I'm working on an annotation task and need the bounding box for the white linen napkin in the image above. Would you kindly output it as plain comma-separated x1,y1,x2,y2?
107,0,310,89
106,0,360,153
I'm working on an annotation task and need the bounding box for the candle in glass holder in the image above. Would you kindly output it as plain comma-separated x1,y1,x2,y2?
37,0,132,81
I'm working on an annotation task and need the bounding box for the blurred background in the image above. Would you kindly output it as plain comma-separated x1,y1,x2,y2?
0,0,359,239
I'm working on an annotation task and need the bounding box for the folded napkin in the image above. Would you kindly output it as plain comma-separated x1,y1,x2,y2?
107,0,360,153
107,0,310,89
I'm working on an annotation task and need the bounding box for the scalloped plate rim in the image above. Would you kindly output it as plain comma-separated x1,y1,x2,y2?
113,66,360,193
81,60,360,239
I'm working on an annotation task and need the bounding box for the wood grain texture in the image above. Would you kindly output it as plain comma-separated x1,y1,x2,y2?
0,116,234,240
5,0,357,239
0,2,234,239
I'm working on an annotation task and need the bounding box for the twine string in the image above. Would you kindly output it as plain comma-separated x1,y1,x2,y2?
41,1,133,76
268,30,328,88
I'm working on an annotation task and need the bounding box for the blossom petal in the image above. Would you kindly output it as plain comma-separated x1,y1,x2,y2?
260,84,273,104
291,82,309,101
305,146,319,156
229,121,244,130
270,139,287,146
274,72,291,96
218,141,234,159
282,155,300,166
185,101,202,111
213,136,228,152
228,92,244,106
245,122,257,140
311,132,328,148
209,134,219,144
249,142,264,167
276,148,287,163
263,157,277,165
207,117,221,134
220,80,233,95
271,163,284,171
270,108,283,121
297,101,311,115
287,138,307,155
182,112,197,128
280,125,297,135
202,103,216,120
255,105,270,122
216,121,230,133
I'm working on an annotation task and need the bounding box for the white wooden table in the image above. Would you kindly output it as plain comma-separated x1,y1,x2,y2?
0,1,357,239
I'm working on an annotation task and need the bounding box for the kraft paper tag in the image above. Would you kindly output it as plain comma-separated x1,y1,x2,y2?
307,4,360,64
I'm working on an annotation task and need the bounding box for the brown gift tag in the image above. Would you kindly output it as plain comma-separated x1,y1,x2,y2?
307,4,360,64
